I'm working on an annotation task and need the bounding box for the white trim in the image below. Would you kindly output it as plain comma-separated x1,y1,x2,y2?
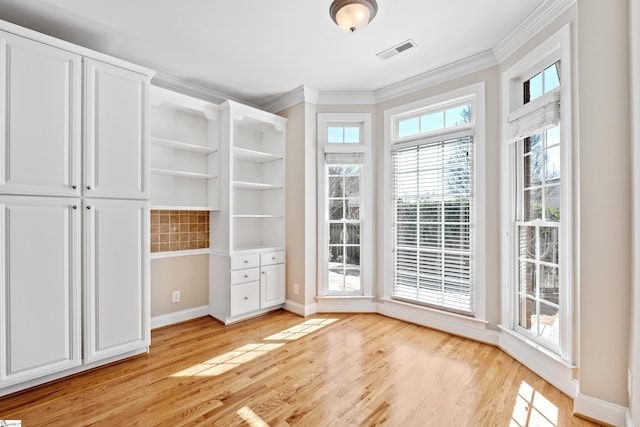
378,299,498,345
263,85,320,114
628,409,636,427
500,24,574,362
493,0,576,63
316,296,377,313
499,327,577,397
383,82,487,319
284,299,318,317
150,305,210,329
374,50,496,104
317,113,373,302
574,393,629,427
152,72,249,107
317,91,377,105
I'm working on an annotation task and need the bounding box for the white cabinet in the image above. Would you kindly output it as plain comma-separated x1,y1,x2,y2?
149,86,219,210
84,199,148,363
0,30,81,197
0,196,81,387
84,59,148,200
209,101,287,324
260,262,286,309
0,22,153,396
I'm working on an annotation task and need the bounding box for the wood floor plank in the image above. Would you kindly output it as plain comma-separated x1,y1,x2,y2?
0,311,601,426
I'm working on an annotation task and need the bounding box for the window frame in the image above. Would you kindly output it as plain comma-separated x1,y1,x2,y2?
317,113,373,298
383,83,486,320
500,25,573,363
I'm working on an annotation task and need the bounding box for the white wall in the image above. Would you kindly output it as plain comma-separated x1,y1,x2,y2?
576,0,631,407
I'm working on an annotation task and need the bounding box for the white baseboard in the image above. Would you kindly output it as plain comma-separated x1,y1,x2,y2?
574,393,629,427
284,299,317,317
316,296,377,313
627,409,636,427
377,298,499,346
151,305,210,329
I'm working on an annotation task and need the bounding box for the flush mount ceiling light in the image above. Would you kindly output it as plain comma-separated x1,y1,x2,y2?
329,0,378,33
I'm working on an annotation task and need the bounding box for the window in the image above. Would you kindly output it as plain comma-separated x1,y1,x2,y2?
384,83,485,318
392,134,473,313
501,26,572,361
317,113,372,299
327,162,362,293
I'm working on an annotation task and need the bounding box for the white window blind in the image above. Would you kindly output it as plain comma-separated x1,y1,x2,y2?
507,91,560,142
392,134,473,313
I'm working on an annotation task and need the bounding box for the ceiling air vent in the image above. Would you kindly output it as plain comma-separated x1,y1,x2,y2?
376,39,417,60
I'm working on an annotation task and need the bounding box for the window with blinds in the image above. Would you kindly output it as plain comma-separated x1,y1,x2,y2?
392,134,473,314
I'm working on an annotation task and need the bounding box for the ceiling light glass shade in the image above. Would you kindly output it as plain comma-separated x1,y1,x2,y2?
330,0,378,33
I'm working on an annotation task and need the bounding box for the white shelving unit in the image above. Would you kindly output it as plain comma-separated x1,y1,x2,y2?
210,100,287,324
149,86,220,210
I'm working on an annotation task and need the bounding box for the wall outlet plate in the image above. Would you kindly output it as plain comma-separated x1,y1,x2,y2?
172,290,181,303
293,283,299,294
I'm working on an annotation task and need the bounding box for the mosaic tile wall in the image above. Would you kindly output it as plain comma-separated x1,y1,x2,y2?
150,210,210,253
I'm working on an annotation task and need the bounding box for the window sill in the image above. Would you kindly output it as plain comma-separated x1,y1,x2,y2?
498,325,577,397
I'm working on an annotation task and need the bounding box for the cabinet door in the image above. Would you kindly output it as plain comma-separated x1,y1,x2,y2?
0,196,81,387
84,198,149,363
0,31,81,197
260,263,285,308
84,58,148,200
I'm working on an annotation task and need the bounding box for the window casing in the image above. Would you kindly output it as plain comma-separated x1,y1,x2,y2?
384,83,486,318
317,113,372,298
501,26,573,362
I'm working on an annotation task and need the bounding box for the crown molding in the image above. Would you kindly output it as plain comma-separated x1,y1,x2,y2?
493,0,576,63
152,72,253,107
262,85,320,113
373,50,497,103
316,91,376,105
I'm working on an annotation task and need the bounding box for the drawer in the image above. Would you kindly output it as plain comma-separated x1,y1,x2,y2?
261,251,285,266
230,281,260,317
230,254,259,270
230,267,259,285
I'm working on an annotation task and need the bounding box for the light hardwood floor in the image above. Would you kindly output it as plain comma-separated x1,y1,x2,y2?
0,311,601,426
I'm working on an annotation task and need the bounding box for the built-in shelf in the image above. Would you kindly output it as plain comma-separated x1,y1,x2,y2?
232,244,285,254
151,136,217,154
151,168,216,180
233,147,282,163
233,181,281,190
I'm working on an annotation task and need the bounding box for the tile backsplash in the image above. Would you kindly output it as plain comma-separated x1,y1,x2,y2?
150,210,210,253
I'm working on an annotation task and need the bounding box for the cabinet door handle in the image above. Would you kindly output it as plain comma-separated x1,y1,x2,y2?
86,205,92,210
86,185,91,190
72,185,77,189
72,205,77,210
272,256,276,260
243,296,248,300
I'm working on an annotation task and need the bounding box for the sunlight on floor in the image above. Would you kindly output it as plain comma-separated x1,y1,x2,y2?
263,318,338,341
171,318,338,377
511,381,559,427
237,406,269,427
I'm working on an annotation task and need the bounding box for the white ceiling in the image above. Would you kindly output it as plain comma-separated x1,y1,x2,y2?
0,0,546,107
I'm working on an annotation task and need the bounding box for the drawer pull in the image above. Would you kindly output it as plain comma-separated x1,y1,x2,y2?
243,296,248,300
244,274,248,278
272,256,276,260
243,260,248,264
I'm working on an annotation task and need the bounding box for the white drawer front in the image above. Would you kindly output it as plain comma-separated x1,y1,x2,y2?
230,268,260,285
261,251,285,266
230,281,260,316
230,254,260,270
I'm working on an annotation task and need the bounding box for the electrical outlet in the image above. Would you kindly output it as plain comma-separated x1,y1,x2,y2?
293,283,299,294
172,290,180,303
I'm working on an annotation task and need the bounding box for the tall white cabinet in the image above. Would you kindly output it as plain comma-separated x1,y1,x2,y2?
210,101,287,325
0,22,153,395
